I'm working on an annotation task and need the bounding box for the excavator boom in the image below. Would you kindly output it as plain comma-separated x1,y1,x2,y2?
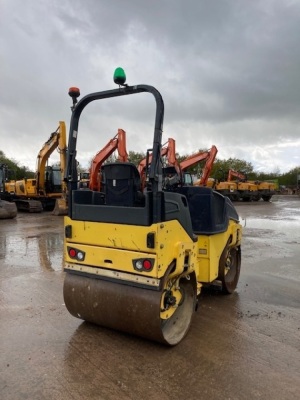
89,129,128,191
37,121,67,195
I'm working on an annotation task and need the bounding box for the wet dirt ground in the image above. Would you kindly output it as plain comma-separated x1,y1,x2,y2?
0,195,299,400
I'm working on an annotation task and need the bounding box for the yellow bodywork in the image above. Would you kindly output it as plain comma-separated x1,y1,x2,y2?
215,181,237,193
5,181,17,194
64,217,197,281
237,181,258,192
15,179,37,196
64,216,242,290
196,220,241,282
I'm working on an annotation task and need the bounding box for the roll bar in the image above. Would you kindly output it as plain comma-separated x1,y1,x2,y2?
65,84,164,194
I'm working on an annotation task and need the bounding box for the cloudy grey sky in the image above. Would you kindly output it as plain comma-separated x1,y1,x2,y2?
1,0,300,173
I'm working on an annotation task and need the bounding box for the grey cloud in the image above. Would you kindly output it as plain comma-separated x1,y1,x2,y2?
1,0,300,173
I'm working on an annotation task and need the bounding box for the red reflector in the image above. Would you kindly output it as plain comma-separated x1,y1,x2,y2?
143,260,152,270
69,248,76,258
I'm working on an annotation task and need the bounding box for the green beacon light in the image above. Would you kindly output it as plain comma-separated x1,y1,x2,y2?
113,67,126,86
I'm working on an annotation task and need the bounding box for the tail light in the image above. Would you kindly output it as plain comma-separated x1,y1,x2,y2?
67,247,85,262
132,258,154,272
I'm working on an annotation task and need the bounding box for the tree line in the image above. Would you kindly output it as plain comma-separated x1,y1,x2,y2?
1,149,299,188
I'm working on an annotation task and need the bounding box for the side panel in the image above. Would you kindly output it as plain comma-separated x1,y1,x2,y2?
195,220,242,282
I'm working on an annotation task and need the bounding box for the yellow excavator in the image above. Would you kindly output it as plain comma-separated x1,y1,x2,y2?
8,122,68,213
63,69,242,345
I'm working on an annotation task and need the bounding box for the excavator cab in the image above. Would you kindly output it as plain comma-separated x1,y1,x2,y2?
45,166,62,194
162,166,182,191
78,172,90,189
183,172,193,186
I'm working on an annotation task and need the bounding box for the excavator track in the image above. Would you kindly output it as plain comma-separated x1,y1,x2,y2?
63,272,196,346
14,199,43,213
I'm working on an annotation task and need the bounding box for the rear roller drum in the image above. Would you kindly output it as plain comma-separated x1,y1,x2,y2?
218,244,241,294
63,272,197,346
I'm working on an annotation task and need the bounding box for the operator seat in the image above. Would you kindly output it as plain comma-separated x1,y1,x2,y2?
101,162,143,207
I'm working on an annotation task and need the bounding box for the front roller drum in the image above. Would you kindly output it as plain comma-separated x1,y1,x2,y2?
218,243,241,294
63,272,196,346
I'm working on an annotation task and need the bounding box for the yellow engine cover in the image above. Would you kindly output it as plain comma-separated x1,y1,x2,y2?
64,217,197,282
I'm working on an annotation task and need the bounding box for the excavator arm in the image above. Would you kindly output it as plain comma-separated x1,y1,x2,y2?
183,145,218,186
89,129,128,191
36,121,67,195
137,138,178,173
227,169,246,182
138,138,182,190
195,145,218,185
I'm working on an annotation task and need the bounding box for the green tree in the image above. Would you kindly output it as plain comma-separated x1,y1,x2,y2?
0,151,34,180
128,151,146,166
279,166,300,186
210,158,254,181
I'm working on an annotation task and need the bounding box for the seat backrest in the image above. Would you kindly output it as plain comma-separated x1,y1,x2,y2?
176,186,228,234
101,162,142,207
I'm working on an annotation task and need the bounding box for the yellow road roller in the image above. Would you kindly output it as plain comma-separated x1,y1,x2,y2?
63,69,242,346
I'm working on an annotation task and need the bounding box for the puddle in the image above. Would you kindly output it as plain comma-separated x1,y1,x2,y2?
1,232,64,271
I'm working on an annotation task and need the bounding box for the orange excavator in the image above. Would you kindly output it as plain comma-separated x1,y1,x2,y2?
138,140,218,190
89,129,128,191
138,138,182,190
184,145,218,187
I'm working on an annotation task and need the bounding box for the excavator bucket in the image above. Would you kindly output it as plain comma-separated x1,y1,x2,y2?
52,198,68,216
